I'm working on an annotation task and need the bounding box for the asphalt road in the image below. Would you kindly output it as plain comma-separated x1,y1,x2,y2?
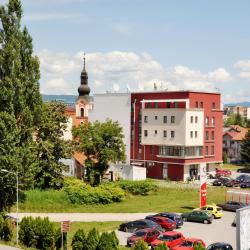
116,211,236,248
0,245,21,250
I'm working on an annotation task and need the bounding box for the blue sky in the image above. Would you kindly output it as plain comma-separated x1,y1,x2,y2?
1,0,250,103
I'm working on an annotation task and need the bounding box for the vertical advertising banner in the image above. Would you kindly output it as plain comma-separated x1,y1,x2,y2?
200,164,207,207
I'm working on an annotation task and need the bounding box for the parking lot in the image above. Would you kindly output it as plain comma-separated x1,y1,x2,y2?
116,211,236,248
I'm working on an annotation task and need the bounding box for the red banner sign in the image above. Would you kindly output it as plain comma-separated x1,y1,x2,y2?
200,164,207,207
61,221,70,233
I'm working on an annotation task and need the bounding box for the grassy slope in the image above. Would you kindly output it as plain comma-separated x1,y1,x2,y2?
16,186,226,213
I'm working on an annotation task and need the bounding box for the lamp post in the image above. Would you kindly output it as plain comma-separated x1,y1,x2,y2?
0,169,19,245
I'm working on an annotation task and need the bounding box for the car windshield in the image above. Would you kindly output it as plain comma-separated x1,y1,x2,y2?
134,231,147,237
147,220,157,226
180,241,193,247
157,235,173,241
217,207,222,211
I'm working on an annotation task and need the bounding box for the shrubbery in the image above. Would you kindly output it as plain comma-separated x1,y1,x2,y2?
19,216,55,249
154,242,169,250
0,214,13,241
132,239,148,250
117,180,158,195
71,228,119,250
63,178,125,205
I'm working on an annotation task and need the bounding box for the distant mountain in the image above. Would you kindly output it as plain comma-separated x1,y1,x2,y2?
225,102,250,107
42,95,77,106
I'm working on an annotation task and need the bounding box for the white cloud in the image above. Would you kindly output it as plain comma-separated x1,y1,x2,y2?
234,60,250,71
37,50,232,95
41,78,73,94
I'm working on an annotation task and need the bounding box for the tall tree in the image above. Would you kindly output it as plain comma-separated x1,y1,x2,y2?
34,101,71,189
73,120,126,185
224,113,245,127
240,130,250,167
0,0,42,209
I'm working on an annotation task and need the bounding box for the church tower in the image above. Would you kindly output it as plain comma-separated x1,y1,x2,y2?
75,54,91,125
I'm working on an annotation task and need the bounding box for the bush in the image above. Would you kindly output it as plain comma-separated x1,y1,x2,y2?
96,232,117,250
0,214,13,241
117,180,158,195
194,243,206,250
154,242,169,250
63,178,125,204
85,228,100,250
132,239,148,250
19,216,55,249
55,228,67,250
71,229,87,250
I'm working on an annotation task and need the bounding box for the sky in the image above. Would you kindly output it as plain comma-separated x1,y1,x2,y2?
1,0,250,103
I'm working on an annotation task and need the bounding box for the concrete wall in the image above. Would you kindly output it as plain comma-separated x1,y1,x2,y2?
89,93,131,163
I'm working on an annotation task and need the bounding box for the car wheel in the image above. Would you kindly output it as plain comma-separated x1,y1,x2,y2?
203,219,208,224
212,214,216,219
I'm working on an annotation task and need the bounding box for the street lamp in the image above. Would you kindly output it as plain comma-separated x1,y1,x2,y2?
0,169,19,245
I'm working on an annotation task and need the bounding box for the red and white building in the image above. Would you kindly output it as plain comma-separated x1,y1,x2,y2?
89,91,223,181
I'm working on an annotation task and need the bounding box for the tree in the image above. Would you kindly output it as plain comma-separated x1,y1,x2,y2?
85,228,100,250
73,119,126,185
71,229,86,250
132,239,148,250
194,243,206,250
225,113,245,127
0,0,42,209
240,130,250,167
154,243,169,250
34,101,71,189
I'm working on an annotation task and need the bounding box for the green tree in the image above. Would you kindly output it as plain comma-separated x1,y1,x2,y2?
222,151,228,164
154,243,169,250
34,101,71,189
225,113,245,127
194,243,206,250
0,0,42,208
132,239,148,250
73,119,126,185
71,229,86,250
85,228,100,250
240,130,250,167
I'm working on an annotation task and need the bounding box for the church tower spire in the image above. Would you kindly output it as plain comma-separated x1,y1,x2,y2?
78,53,91,99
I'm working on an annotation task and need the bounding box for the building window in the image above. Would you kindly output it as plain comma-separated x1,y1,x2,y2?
205,117,209,126
171,131,175,138
144,116,148,123
206,131,209,140
163,116,167,123
205,146,209,156
166,102,171,108
80,108,84,117
212,117,215,126
150,145,153,154
211,145,215,155
163,130,167,138
195,116,198,123
174,102,178,108
190,131,193,138
190,116,193,123
154,130,157,135
195,101,199,108
212,102,215,109
155,102,158,108
211,131,215,140
155,116,158,120
195,131,198,138
171,116,175,123
200,102,203,108
144,130,148,137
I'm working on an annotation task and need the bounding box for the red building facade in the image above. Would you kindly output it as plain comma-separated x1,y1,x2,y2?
130,91,223,181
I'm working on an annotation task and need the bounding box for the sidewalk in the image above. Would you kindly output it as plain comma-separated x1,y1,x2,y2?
8,213,155,222
0,245,21,250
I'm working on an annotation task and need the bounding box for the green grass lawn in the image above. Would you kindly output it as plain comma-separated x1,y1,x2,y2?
219,163,244,170
16,186,227,213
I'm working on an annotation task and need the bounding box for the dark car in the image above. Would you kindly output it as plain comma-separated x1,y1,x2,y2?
181,211,213,224
155,212,184,228
240,181,250,188
237,168,250,173
217,201,246,212
212,178,230,186
145,216,176,231
224,179,241,187
207,242,233,250
127,228,161,246
119,219,163,233
236,174,250,183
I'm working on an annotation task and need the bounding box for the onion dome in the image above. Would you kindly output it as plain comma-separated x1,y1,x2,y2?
78,53,91,97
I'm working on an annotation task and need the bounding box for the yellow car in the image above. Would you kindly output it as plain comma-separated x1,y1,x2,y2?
194,205,223,219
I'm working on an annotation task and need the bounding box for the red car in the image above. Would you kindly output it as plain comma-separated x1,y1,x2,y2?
146,216,177,231
215,169,231,177
151,231,185,249
127,228,161,246
171,238,206,250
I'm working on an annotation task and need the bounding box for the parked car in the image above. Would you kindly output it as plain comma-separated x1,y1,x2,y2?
155,212,184,228
236,174,250,183
194,205,223,219
215,169,232,177
182,211,213,224
212,178,230,186
119,219,163,233
206,242,233,250
224,179,241,187
171,238,206,250
217,201,246,212
145,216,177,231
127,228,161,246
151,231,185,249
240,181,250,188
237,168,250,173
